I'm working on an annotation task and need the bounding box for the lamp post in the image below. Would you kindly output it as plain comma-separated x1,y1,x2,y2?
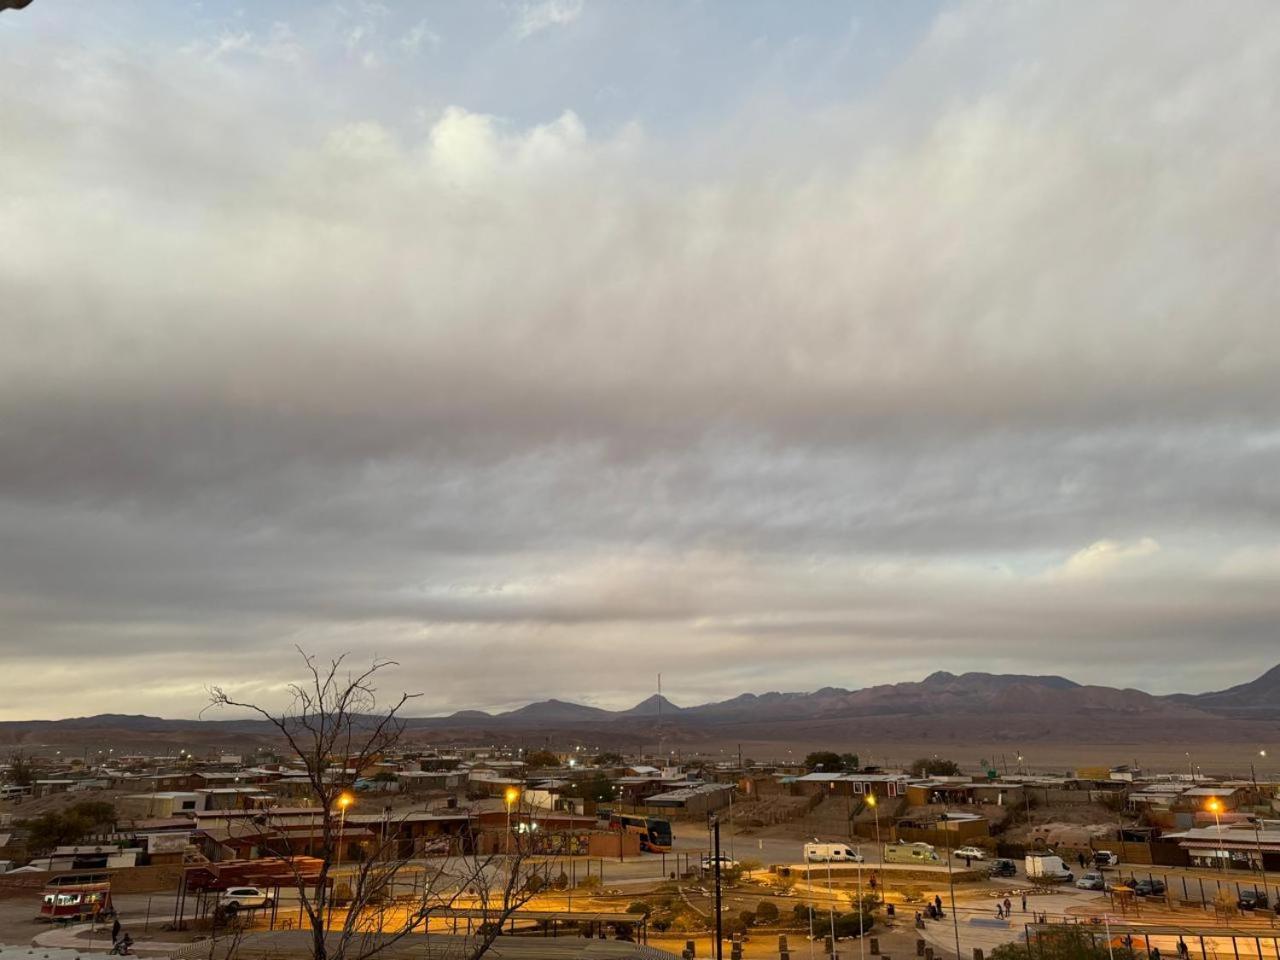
867,794,883,903
1206,798,1226,875
335,792,354,870
505,787,520,856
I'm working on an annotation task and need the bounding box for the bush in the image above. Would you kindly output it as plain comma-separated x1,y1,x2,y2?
627,901,652,916
834,912,875,939
738,910,756,927
523,874,545,894
755,900,779,923
576,875,601,892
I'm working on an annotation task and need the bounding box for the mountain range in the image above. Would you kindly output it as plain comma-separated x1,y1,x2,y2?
1,666,1277,753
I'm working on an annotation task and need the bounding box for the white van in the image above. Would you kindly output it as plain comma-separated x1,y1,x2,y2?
883,841,941,864
0,785,32,801
804,842,865,863
1025,854,1074,882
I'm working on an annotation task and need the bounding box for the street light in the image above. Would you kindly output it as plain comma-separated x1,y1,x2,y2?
335,792,355,868
1206,798,1225,874
505,787,520,855
866,794,883,903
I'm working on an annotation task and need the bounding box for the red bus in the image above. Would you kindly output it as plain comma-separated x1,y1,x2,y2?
609,813,673,853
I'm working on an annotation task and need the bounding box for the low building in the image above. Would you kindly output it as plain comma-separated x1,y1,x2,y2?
1164,821,1280,871
642,783,734,818
117,792,202,819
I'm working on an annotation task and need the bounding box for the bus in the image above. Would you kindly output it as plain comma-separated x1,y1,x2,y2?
608,813,673,853
39,873,114,922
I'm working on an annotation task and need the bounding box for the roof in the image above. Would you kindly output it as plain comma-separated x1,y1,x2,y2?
1182,786,1241,797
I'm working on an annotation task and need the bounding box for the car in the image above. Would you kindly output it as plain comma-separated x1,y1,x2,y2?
988,859,1017,877
1093,850,1119,867
1076,873,1106,891
1238,890,1270,911
222,887,274,913
700,855,740,871
954,846,986,861
1131,879,1166,897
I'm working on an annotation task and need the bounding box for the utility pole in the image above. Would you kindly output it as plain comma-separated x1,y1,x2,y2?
712,816,723,960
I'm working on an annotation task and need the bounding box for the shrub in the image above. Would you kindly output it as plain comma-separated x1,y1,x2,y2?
738,910,756,928
755,900,779,923
576,875,602,892
835,911,875,939
627,901,652,916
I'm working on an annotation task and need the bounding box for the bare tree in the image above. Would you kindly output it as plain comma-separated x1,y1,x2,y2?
208,649,548,960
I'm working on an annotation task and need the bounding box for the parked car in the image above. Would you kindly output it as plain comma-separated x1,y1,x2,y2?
222,887,273,913
988,859,1017,877
1238,889,1270,911
1093,850,1119,866
1131,879,1166,897
1076,873,1106,891
954,846,986,861
700,855,740,871
805,842,864,863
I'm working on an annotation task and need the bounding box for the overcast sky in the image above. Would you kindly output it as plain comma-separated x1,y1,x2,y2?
2,1,1279,721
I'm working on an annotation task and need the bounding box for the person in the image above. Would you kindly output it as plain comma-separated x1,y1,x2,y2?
965,855,972,867
1151,947,1161,960
1021,893,1028,912
111,918,121,945
996,905,1004,919
1177,939,1189,959
935,894,943,916
1004,897,1012,918
1079,852,1087,868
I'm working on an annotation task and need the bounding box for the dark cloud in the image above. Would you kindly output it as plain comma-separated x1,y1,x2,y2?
1,2,1279,718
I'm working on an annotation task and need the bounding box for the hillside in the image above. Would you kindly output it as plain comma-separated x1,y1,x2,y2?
1,665,1276,753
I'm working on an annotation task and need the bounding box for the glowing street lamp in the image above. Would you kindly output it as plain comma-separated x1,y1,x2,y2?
1206,798,1226,874
505,787,520,855
335,792,355,869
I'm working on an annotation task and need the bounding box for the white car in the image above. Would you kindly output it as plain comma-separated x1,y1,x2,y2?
953,846,986,861
223,887,274,912
700,855,740,871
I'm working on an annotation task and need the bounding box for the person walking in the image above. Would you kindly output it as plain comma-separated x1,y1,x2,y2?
1004,897,1012,919
935,894,943,917
1021,893,1028,912
111,918,121,945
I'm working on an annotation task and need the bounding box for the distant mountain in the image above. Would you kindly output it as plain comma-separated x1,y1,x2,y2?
496,699,614,722
1171,663,1280,717
2,665,1277,753
615,695,684,718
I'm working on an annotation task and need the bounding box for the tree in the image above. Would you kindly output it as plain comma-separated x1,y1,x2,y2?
24,811,94,854
524,750,559,769
210,649,546,960
909,757,963,777
564,773,613,803
592,751,624,766
754,900,779,924
803,751,844,772
839,753,860,771
7,751,36,786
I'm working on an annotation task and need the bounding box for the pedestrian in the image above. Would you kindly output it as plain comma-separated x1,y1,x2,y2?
1151,947,1161,960
1021,893,1027,912
996,905,1004,919
1177,938,1188,959
111,918,121,945
1004,897,1012,918
935,894,943,916
966,855,972,867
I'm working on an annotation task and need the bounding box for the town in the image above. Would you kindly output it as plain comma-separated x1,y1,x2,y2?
1,734,1277,960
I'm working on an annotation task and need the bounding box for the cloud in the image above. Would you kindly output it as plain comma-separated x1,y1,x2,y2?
1,1,1279,717
513,0,584,40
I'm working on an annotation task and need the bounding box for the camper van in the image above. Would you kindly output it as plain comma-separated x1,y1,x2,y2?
1025,854,1074,882
883,841,941,864
804,842,865,863
0,785,32,802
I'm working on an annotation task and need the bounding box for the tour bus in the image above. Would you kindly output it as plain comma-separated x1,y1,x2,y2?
38,874,114,922
608,813,674,853
883,841,941,864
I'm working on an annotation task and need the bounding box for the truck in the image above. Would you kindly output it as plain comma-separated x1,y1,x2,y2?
804,842,865,863
1025,854,1074,882
883,841,941,864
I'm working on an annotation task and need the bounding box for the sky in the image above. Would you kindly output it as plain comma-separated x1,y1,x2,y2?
2,1,1279,720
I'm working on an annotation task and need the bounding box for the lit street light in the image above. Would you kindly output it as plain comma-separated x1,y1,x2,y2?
505,787,520,855
335,792,355,869
1206,798,1226,874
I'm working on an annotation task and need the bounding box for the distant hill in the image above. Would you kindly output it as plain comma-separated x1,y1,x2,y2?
1170,663,1280,717
1,665,1276,753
